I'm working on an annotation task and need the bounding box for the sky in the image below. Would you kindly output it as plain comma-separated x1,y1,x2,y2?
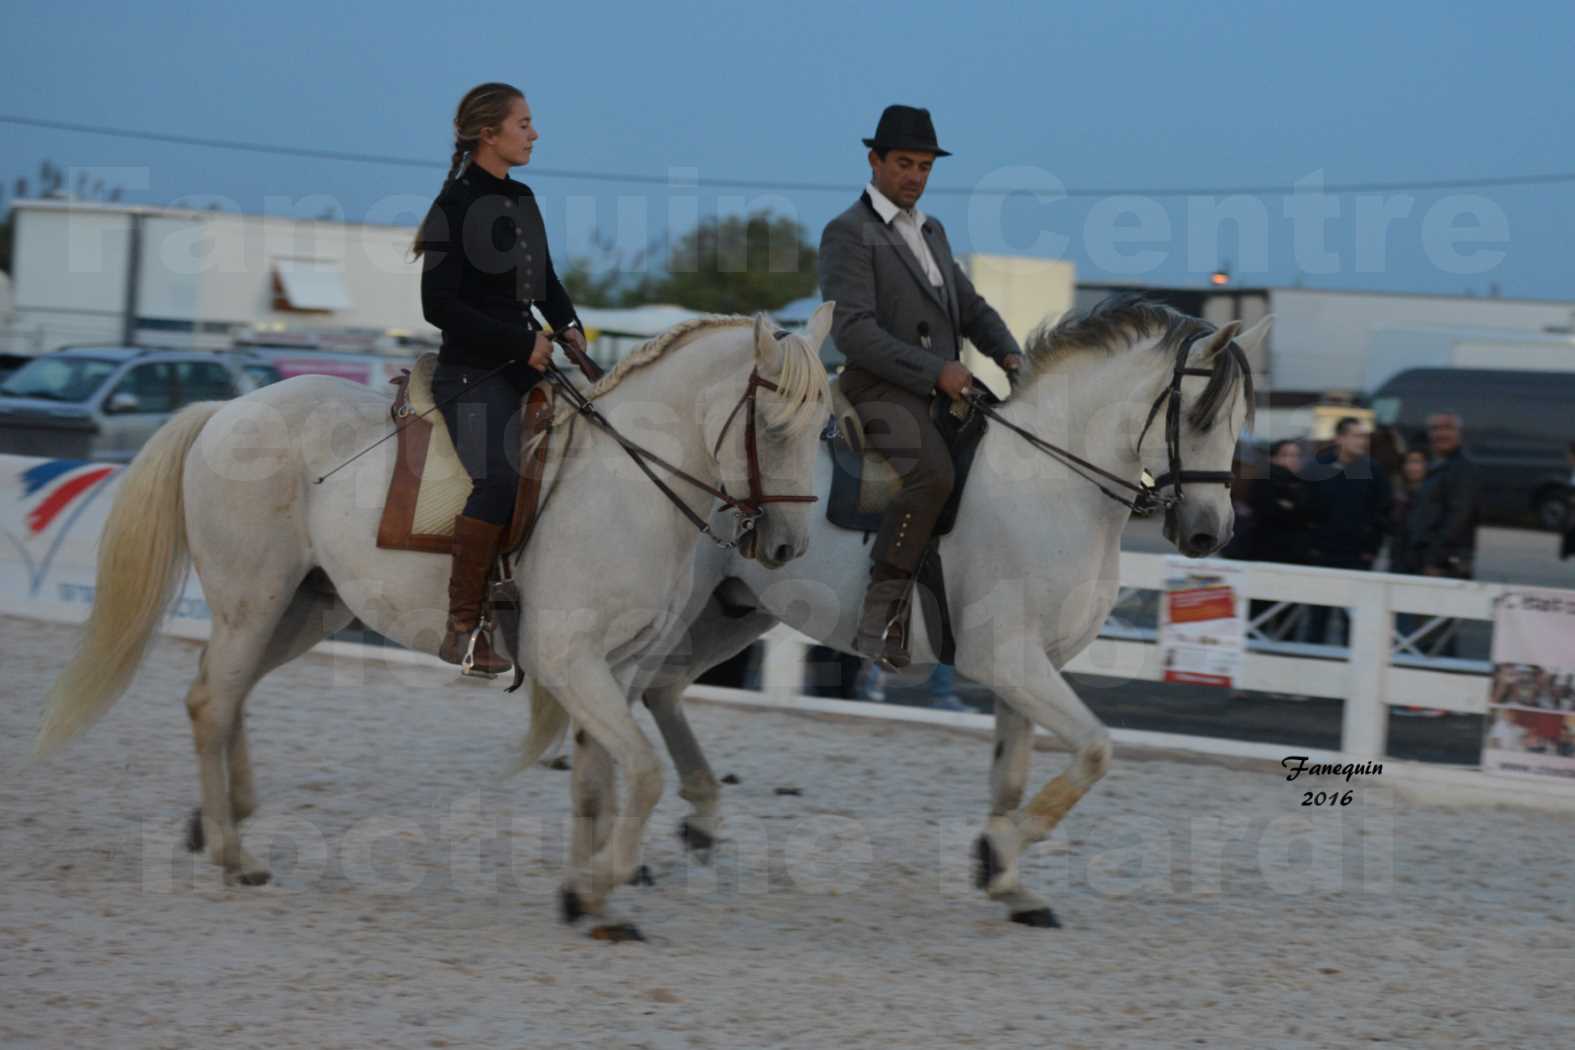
3,0,1573,301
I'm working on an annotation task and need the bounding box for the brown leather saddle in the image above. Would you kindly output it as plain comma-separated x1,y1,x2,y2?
376,353,556,557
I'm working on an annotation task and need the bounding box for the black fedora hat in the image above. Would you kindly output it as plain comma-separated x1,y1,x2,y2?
862,104,951,157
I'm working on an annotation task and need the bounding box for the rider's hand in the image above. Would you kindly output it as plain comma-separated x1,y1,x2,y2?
559,326,588,356
936,361,973,399
1001,353,1024,373
528,332,554,371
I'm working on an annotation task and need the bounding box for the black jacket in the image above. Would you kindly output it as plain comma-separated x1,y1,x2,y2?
1404,448,1479,576
1245,464,1313,564
417,164,579,382
1304,448,1391,567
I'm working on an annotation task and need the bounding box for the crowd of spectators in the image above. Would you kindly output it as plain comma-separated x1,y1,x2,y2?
1228,411,1483,653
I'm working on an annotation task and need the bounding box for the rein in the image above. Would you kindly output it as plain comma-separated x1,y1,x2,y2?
543,359,816,551
966,331,1237,515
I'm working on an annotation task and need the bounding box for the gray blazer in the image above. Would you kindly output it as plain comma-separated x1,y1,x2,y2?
818,191,1021,398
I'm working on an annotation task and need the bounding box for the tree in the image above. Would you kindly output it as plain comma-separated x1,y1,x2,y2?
647,211,818,314
561,211,819,314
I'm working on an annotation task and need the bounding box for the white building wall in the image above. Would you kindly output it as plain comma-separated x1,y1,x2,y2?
1268,288,1575,394
8,201,436,353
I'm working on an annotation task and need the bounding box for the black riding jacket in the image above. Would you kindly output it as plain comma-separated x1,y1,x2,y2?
417,163,580,380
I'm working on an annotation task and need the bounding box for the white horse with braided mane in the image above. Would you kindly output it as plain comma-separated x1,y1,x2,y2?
525,296,1267,931
36,307,834,941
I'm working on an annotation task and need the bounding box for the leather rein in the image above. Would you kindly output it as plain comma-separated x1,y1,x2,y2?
965,330,1238,515
543,353,816,551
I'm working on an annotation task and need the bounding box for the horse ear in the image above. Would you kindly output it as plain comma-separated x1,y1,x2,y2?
802,301,836,350
753,312,778,366
1234,315,1273,357
1201,320,1242,358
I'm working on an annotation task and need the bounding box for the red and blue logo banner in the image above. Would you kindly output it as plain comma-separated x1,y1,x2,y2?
6,459,123,596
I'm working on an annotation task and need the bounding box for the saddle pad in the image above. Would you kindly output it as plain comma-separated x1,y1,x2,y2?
376,353,555,555
824,380,995,537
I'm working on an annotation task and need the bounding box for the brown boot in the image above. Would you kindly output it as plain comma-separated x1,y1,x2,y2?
853,563,913,670
438,515,513,678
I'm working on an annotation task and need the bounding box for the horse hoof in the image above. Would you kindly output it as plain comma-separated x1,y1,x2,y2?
973,834,1003,892
628,865,655,887
186,808,205,854
678,819,715,857
1010,907,1061,929
590,922,645,943
560,887,587,925
236,870,272,887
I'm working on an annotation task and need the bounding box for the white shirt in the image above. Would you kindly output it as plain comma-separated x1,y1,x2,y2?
866,183,945,289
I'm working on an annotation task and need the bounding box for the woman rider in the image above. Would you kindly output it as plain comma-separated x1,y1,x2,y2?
412,82,587,674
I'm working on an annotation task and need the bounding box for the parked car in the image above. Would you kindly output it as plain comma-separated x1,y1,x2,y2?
0,346,277,462
1371,367,1575,530
0,353,31,386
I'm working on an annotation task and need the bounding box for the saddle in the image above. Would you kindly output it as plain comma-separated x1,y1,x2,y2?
824,373,999,664
375,353,557,557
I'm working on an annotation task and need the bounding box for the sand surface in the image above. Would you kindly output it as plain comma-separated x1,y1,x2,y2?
2,615,1570,1049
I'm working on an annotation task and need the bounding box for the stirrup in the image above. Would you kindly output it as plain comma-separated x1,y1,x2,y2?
460,617,500,679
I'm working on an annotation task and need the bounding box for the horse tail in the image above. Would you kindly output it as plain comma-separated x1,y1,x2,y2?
517,679,572,772
35,402,223,757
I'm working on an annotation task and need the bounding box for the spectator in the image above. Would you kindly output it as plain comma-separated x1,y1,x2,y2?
1386,449,1430,573
1303,417,1391,646
1400,411,1479,657
1406,412,1478,580
1239,439,1312,641
1245,440,1312,564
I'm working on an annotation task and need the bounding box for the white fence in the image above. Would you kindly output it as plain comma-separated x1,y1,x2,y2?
5,452,1571,810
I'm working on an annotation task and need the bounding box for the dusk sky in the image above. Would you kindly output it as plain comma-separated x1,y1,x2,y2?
3,0,1572,300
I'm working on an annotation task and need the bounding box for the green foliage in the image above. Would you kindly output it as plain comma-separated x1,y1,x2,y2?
646,211,818,314
562,211,818,313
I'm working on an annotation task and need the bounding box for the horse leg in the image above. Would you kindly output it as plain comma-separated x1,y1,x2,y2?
551,657,664,939
227,577,354,825
184,630,274,886
569,729,618,872
971,642,1112,928
642,598,777,858
644,684,721,856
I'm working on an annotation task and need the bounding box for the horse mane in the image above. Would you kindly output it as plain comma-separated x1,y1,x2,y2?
581,315,755,399
1019,293,1254,430
553,313,829,436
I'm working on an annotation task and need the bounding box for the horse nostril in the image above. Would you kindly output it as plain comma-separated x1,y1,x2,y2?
772,543,794,563
1189,532,1216,552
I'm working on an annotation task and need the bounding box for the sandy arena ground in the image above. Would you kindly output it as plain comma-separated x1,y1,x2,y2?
2,615,1571,1049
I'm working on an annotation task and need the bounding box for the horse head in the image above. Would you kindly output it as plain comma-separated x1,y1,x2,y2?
710,304,834,569
1140,315,1269,557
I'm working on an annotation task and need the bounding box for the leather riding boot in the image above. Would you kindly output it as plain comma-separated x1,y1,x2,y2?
438,515,513,677
853,562,914,670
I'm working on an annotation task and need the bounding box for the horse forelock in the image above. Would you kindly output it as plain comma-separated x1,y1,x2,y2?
1187,340,1256,434
759,329,832,437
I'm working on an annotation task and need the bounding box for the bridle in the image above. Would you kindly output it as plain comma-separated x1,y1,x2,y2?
966,329,1240,516
1133,330,1238,505
544,362,816,551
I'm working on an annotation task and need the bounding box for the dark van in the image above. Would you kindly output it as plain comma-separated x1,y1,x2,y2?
1371,368,1575,529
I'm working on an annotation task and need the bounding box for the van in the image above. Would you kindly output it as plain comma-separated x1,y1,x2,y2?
1371,368,1575,529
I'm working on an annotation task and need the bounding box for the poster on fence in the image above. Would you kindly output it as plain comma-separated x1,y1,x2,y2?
1159,558,1245,689
1484,588,1575,782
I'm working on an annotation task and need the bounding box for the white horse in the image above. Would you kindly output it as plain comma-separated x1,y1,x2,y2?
527,297,1265,929
36,308,833,937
